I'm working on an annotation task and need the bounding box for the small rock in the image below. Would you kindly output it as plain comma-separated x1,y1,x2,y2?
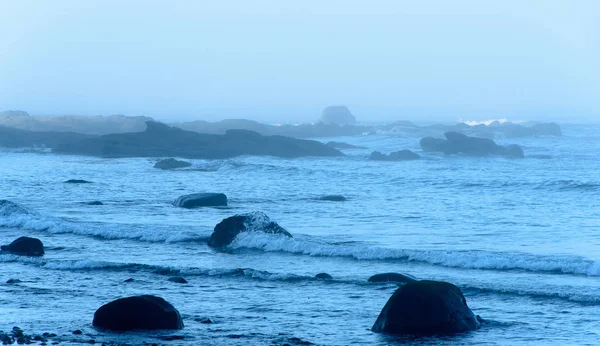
72,330,82,335
167,276,188,284
123,278,135,283
6,279,22,284
86,201,104,206
316,195,346,202
64,179,92,184
315,273,333,280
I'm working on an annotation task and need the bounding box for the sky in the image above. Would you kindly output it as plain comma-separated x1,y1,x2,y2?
0,0,598,123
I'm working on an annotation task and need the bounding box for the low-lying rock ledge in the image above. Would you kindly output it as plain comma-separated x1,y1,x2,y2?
208,211,292,248
1,236,45,256
420,132,524,158
368,272,417,283
154,158,192,170
174,193,228,208
369,150,420,161
93,295,184,331
372,280,480,335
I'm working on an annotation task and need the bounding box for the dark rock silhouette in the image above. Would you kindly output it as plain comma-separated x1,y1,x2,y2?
93,295,183,331
368,272,417,283
1,237,44,256
317,195,347,202
154,158,192,170
369,150,420,161
325,141,366,149
53,122,343,159
319,106,357,126
86,201,104,206
167,276,188,284
64,179,92,184
420,132,524,158
208,211,291,248
315,273,333,280
173,193,227,208
372,280,480,335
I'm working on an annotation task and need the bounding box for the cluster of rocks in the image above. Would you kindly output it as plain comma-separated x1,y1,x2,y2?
421,131,524,158
0,327,56,345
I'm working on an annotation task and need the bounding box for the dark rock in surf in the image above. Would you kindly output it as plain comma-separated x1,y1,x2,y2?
154,158,192,170
319,106,356,126
325,141,366,150
64,179,92,184
92,295,183,331
86,201,104,206
167,276,188,284
372,280,480,335
1,236,44,256
420,131,524,158
123,278,135,283
173,193,227,208
317,195,347,202
6,278,22,284
369,150,420,161
315,273,333,280
208,211,292,248
368,273,417,283
72,330,82,335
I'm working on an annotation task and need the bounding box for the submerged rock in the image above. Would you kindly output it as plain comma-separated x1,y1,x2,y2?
86,201,104,206
6,278,22,284
93,295,184,331
64,179,92,184
173,193,228,208
208,211,292,248
154,158,192,170
317,195,347,202
369,150,420,161
167,276,188,284
368,272,417,283
319,106,356,126
315,273,333,280
372,280,480,335
1,236,44,256
420,131,524,158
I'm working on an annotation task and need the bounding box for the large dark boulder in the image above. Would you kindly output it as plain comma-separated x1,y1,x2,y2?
154,158,192,170
420,132,524,158
173,193,227,208
93,295,183,331
369,150,420,161
368,272,417,283
208,211,291,248
1,237,44,256
372,280,480,335
319,106,356,125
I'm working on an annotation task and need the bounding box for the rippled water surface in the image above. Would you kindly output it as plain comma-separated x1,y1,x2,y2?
1,124,599,345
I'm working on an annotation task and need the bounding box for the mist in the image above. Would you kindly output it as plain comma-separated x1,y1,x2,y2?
1,0,599,123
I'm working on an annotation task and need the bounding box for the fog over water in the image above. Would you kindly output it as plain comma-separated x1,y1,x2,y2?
1,0,599,123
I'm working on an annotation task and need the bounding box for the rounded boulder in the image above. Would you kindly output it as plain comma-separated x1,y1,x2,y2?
93,295,183,331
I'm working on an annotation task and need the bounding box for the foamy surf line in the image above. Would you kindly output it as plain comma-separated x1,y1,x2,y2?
0,200,207,243
230,233,600,277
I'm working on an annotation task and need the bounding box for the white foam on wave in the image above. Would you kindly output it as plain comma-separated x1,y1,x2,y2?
231,232,600,277
0,200,204,243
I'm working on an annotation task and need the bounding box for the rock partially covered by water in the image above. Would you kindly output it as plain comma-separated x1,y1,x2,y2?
369,150,420,161
372,280,480,335
154,158,192,170
368,272,417,283
1,236,44,256
317,195,347,202
174,193,227,208
420,132,524,158
167,276,188,284
93,295,184,331
319,106,356,126
208,211,292,248
64,179,92,184
315,273,333,280
325,141,366,150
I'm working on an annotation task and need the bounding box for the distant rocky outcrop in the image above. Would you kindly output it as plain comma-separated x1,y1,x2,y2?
1,237,45,256
420,132,524,158
368,273,417,283
369,150,420,161
173,193,228,208
93,295,184,331
319,106,357,126
154,158,192,170
208,211,292,248
52,121,343,159
325,141,366,149
0,110,30,117
317,195,347,202
372,280,480,335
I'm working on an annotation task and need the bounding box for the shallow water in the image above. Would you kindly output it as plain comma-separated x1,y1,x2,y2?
1,124,599,345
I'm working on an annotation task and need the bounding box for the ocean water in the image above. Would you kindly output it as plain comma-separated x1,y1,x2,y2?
1,124,599,345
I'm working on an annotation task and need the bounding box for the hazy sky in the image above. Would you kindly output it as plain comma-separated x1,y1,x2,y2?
0,0,598,123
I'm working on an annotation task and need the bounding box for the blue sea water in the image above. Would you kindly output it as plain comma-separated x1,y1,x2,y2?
1,124,599,345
